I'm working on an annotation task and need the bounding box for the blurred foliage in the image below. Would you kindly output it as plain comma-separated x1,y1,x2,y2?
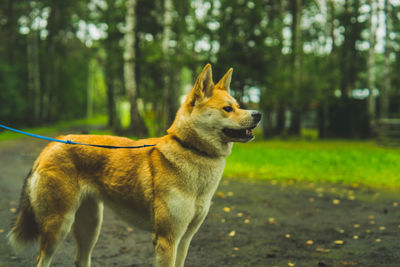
1,0,400,138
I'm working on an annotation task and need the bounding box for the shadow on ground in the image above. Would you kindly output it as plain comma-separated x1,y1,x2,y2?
1,137,399,267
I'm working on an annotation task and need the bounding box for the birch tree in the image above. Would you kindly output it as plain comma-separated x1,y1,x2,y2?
367,0,377,133
26,4,41,124
380,0,392,119
162,0,176,131
124,0,148,137
288,0,302,135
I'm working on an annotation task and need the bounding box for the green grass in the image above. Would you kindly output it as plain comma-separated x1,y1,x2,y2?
2,119,399,188
224,139,400,188
0,115,108,141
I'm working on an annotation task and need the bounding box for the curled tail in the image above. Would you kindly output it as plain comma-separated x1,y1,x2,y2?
8,170,39,252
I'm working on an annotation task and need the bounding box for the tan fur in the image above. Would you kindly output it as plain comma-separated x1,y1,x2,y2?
8,64,261,267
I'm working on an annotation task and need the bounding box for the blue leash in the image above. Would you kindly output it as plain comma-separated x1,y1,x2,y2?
0,124,155,149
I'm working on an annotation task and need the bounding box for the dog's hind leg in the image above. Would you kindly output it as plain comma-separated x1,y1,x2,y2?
72,196,103,267
36,211,76,267
153,233,179,267
31,171,80,267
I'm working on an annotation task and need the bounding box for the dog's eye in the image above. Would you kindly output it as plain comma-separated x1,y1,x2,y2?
223,106,233,112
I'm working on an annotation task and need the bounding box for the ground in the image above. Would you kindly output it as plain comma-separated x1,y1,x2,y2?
1,137,400,267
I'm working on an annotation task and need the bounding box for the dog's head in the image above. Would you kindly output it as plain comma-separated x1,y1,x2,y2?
168,64,261,155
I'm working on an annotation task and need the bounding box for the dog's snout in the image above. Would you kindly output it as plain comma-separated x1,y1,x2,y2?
251,111,262,122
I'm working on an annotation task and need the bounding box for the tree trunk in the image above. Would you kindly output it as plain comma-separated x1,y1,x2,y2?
288,0,302,135
105,61,119,129
276,104,286,135
124,0,148,137
367,0,377,135
318,104,328,138
26,13,41,125
262,105,273,138
6,0,16,66
162,0,178,132
103,0,120,130
42,0,56,122
380,0,391,119
319,0,336,138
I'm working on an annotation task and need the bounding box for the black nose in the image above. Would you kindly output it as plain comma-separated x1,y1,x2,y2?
251,111,262,122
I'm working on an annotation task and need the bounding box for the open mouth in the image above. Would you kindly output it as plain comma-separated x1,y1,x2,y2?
222,126,256,140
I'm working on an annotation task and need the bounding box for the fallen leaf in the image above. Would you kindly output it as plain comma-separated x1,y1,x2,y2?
368,215,375,219
365,229,371,233
306,240,314,245
333,240,344,245
332,199,340,205
126,227,133,232
227,191,234,197
223,207,231,213
338,228,345,234
9,208,16,213
237,212,244,217
285,234,291,239
228,230,236,237
379,226,386,231
288,262,295,266
353,235,359,240
221,218,226,223
309,197,315,203
353,224,360,228
348,195,355,200
316,247,331,253
0,229,4,234
233,247,239,251
375,238,382,243
369,220,376,225
393,202,398,207
341,261,358,267
217,192,225,198
119,247,133,254
244,219,250,224
316,188,324,193
268,217,276,224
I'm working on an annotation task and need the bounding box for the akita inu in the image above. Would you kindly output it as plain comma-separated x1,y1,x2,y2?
8,64,261,267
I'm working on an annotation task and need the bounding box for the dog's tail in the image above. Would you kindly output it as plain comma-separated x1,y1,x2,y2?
8,169,39,252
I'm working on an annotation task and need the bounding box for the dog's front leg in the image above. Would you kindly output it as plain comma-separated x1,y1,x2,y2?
175,211,208,267
152,201,182,267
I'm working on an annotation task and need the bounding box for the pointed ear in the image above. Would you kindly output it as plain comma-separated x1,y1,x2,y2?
187,64,214,106
216,68,233,91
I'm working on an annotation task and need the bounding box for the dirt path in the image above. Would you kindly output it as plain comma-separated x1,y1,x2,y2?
1,137,400,267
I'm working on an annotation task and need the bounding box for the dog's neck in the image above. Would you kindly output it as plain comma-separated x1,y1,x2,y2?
167,122,233,158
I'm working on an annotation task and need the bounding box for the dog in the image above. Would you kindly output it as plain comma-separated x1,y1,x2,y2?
8,64,261,267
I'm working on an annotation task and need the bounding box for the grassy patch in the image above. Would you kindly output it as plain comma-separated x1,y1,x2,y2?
224,139,400,188
0,115,107,141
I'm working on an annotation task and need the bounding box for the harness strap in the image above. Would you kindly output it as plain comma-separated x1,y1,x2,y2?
0,124,155,149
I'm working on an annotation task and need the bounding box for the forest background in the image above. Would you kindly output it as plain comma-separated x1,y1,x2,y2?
1,0,399,140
